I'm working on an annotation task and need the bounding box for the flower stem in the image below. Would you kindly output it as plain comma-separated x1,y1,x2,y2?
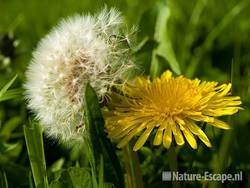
168,146,181,188
123,143,144,188
210,121,234,188
187,123,207,173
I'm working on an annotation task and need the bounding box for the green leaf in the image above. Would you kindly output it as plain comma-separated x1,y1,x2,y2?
68,167,92,188
50,170,71,188
49,158,65,173
0,75,17,97
0,140,22,161
150,1,181,77
24,121,49,188
84,83,124,188
0,116,22,140
29,171,34,188
0,141,19,154
0,75,21,102
0,88,23,102
50,167,92,188
98,156,104,188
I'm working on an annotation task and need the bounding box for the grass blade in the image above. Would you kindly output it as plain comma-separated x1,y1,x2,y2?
0,168,8,188
24,122,48,188
0,75,17,97
0,88,23,102
186,0,250,77
0,75,20,102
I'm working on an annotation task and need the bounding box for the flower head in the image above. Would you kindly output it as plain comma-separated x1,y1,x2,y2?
104,70,242,151
25,8,132,143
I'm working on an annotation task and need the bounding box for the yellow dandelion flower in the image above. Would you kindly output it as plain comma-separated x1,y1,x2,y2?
104,70,242,151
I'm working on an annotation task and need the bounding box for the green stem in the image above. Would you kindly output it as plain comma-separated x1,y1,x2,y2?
188,123,207,172
123,143,143,188
210,129,234,188
210,61,237,188
167,146,181,188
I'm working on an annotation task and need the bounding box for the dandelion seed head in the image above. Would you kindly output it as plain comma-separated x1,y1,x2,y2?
25,8,133,143
104,70,242,151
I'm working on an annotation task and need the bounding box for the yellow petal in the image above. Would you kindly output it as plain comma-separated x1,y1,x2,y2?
175,116,185,126
163,124,172,149
110,117,151,138
215,83,227,91
218,83,231,97
184,111,202,116
117,133,134,149
117,122,147,148
173,125,185,146
209,119,231,130
190,115,214,123
135,77,151,88
224,96,241,101
161,70,172,80
186,120,212,147
170,119,177,135
203,107,240,116
182,127,197,149
153,126,164,146
199,92,216,104
109,122,135,138
133,126,154,151
209,100,242,107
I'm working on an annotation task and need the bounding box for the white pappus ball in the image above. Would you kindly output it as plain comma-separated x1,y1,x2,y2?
24,8,133,144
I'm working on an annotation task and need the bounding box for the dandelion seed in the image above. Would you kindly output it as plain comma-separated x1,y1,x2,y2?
24,8,133,143
104,70,242,151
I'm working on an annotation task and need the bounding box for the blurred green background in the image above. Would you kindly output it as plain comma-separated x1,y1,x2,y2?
0,0,250,187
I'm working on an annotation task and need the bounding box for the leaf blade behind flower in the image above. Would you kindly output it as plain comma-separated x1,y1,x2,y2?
84,83,124,188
